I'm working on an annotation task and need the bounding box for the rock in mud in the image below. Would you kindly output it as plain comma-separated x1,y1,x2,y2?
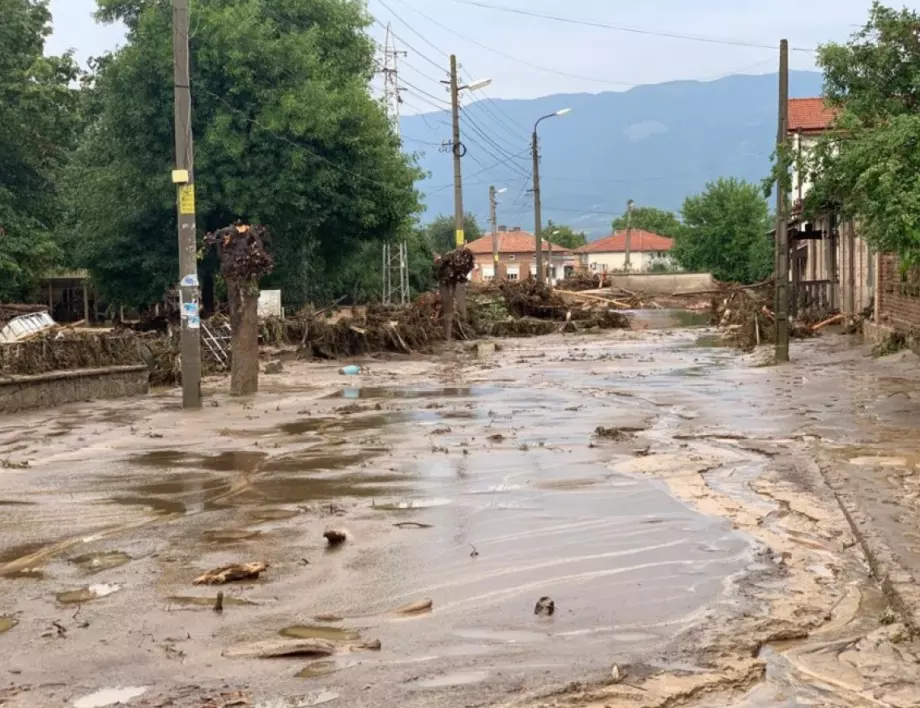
264,360,284,374
534,596,555,616
323,529,348,547
393,598,433,615
224,638,337,659
193,561,268,585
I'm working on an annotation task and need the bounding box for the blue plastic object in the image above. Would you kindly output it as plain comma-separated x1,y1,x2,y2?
340,364,362,375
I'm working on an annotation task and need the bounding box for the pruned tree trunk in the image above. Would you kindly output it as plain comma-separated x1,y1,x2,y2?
228,278,260,396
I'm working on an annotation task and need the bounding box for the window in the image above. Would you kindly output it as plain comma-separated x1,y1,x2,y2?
507,272,519,281
481,265,495,281
506,264,519,281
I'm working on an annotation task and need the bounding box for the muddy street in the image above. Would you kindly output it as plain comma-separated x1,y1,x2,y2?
2,325,920,707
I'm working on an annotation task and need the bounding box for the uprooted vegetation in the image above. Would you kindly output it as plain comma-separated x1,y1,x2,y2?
0,281,632,386
711,279,814,350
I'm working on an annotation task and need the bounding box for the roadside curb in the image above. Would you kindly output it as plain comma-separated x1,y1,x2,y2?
813,456,920,635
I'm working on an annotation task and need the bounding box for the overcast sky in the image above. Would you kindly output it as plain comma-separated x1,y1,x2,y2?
47,0,900,105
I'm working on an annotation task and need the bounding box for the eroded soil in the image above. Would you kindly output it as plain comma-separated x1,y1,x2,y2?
1,325,919,707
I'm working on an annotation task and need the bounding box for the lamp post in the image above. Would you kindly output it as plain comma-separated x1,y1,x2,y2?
489,186,507,280
549,229,560,285
532,108,572,284
440,58,491,335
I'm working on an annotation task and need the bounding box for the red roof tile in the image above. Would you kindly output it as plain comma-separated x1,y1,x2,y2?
575,230,674,254
466,231,572,255
787,98,837,133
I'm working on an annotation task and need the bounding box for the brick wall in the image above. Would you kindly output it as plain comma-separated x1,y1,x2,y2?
877,253,920,331
471,253,537,282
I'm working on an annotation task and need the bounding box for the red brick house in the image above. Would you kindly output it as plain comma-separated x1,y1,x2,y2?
465,226,576,283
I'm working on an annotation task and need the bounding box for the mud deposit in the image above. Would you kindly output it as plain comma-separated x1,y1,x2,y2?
1,331,919,707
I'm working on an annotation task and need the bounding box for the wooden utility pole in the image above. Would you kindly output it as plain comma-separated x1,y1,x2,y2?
774,38,790,362
531,129,544,284
625,199,634,271
172,0,202,407
489,185,499,277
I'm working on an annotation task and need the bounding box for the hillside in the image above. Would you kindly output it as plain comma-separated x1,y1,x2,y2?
401,70,823,239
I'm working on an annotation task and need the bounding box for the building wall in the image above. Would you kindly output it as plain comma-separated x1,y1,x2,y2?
604,272,714,294
472,252,575,282
877,253,920,331
579,251,674,273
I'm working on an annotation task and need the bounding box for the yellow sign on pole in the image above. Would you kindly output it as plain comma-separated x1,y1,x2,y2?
178,184,196,215
455,229,464,247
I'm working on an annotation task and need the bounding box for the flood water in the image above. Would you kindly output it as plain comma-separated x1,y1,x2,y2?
0,325,914,706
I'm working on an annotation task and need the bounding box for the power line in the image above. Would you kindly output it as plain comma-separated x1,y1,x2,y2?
424,149,531,195
444,0,817,53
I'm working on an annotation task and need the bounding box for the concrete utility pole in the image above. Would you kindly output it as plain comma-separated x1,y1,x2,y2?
774,38,790,363
625,199,635,271
172,0,202,408
449,55,464,249
531,129,544,284
489,185,498,272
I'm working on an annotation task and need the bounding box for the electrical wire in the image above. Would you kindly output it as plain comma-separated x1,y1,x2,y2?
443,0,817,53
424,149,531,195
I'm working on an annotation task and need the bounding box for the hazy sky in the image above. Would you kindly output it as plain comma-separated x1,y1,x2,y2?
47,0,895,105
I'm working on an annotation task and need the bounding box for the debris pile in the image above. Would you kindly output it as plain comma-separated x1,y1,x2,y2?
434,247,475,284
556,272,601,291
0,330,143,376
204,223,273,281
0,303,48,326
711,280,813,350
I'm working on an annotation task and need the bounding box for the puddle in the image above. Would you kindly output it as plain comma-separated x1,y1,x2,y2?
249,473,411,503
71,551,132,573
627,309,711,329
372,497,452,511
129,450,266,473
202,529,261,543
280,415,399,435
0,615,18,634
297,660,340,678
453,629,547,644
56,583,121,604
416,670,490,688
109,496,186,516
249,508,301,522
72,687,147,708
263,452,377,473
132,474,229,496
167,595,257,608
280,625,361,641
533,476,607,491
327,386,488,400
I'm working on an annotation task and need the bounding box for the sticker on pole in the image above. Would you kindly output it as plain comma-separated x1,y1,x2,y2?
178,184,195,215
180,273,199,287
187,314,201,330
181,302,199,319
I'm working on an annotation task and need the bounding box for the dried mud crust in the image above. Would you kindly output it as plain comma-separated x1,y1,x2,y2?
499,435,920,708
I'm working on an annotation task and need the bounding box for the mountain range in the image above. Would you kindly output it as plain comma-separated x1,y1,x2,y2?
401,70,824,240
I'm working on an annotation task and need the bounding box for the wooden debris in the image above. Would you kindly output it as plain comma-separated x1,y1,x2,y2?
223,638,337,659
392,598,433,615
193,562,268,585
393,522,434,529
213,591,224,613
812,313,846,331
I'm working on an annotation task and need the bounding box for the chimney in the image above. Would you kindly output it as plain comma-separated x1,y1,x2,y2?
498,225,507,232
510,226,520,232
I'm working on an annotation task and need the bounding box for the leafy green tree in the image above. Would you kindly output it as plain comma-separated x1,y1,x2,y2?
675,178,772,283
794,2,920,266
543,220,586,249
67,0,422,308
0,0,80,301
611,206,683,239
424,213,482,254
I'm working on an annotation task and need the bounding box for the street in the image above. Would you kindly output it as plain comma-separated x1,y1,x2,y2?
2,325,920,707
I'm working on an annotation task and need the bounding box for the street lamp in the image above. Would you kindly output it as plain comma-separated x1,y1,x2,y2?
461,78,492,92
490,186,508,276
532,108,572,284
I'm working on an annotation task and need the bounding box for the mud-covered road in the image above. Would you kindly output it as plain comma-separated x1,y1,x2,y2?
2,323,920,707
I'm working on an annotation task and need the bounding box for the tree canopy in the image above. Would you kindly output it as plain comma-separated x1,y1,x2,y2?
543,220,586,249
611,206,683,239
67,0,422,308
0,0,80,301
797,2,920,266
674,178,772,283
424,213,483,254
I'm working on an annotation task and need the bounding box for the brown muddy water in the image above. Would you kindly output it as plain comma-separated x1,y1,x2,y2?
0,326,917,707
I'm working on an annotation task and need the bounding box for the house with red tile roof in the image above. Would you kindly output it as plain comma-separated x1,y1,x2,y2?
574,229,675,273
465,226,576,283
